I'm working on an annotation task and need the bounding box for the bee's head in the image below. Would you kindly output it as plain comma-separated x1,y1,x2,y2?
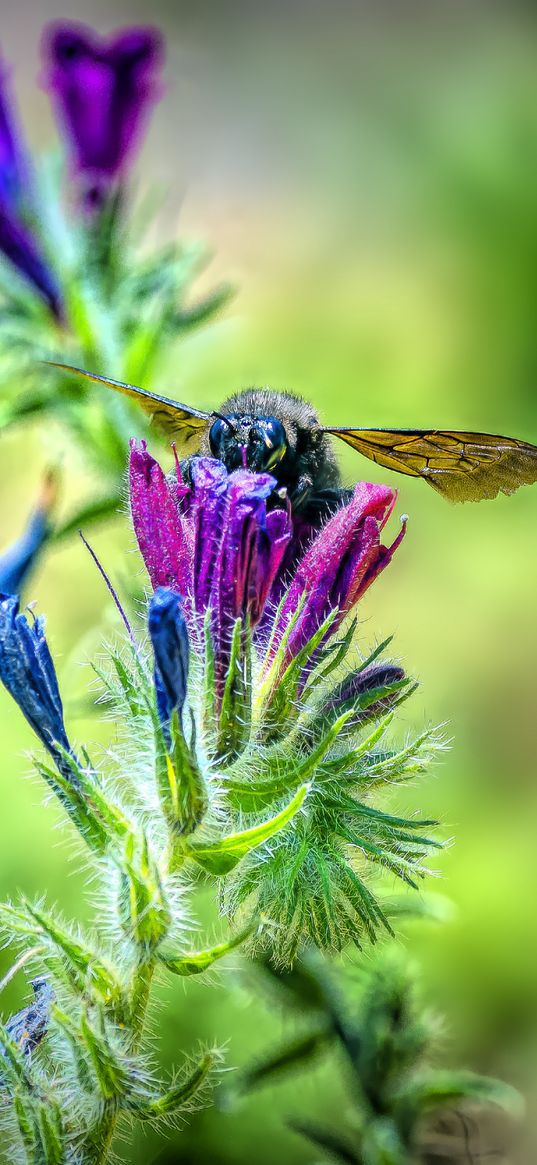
208,413,287,474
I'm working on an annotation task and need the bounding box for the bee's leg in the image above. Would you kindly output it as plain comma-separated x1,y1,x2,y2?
287,473,315,512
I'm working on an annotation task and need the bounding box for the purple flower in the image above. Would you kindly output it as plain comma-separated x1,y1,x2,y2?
148,587,189,739
0,57,63,317
0,58,30,209
130,446,293,695
0,470,58,597
129,446,405,703
42,22,164,199
0,595,72,770
0,212,63,317
129,440,192,597
275,482,406,667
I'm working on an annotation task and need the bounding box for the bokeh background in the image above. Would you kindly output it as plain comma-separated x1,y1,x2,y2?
1,0,537,1161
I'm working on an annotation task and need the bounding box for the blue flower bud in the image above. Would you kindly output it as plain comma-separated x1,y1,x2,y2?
148,587,189,738
0,594,72,768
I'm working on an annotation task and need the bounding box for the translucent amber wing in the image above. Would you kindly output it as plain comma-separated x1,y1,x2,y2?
323,427,537,502
49,362,210,452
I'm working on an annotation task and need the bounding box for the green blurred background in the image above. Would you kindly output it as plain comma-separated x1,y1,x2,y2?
1,1,537,1160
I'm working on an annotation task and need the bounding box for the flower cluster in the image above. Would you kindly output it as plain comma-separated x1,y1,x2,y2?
130,443,440,964
0,21,231,543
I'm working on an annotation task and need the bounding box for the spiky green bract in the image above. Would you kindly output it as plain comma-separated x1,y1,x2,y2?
97,597,441,970
198,599,444,966
235,950,522,1165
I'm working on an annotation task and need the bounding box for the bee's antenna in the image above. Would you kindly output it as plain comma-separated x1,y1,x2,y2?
212,410,236,435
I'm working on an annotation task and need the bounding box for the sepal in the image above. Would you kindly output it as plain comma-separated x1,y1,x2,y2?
117,832,171,955
13,1094,64,1165
133,1049,221,1122
159,925,253,977
186,784,309,875
155,711,208,839
35,748,132,854
6,901,126,1014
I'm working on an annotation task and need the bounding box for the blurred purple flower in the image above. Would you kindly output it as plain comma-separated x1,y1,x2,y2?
0,58,63,317
0,211,63,316
0,58,31,209
42,22,164,200
0,470,58,597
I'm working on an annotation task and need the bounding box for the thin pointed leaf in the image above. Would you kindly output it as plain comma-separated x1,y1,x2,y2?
187,784,309,875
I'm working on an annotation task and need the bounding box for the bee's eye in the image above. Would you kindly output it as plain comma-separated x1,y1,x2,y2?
262,418,287,469
209,417,228,456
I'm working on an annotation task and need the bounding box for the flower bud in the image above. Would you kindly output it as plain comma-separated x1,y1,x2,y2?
0,595,73,775
325,662,406,725
148,587,189,739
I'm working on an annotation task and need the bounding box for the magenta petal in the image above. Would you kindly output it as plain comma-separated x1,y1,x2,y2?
129,441,192,594
277,481,400,658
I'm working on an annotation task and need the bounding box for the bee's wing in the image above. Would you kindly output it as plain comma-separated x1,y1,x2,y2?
322,426,537,502
49,362,211,452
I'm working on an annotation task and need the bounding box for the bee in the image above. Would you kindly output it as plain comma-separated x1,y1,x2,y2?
51,363,537,525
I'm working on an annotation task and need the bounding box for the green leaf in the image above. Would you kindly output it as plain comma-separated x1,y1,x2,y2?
380,891,456,925
225,711,353,813
52,1006,94,1091
288,1118,360,1164
170,282,234,331
117,831,171,953
22,901,125,1012
394,1069,524,1133
52,493,123,542
35,750,132,854
187,784,309,875
36,1101,64,1165
138,1051,219,1119
258,609,339,740
160,925,253,976
237,1028,331,1094
80,1012,131,1101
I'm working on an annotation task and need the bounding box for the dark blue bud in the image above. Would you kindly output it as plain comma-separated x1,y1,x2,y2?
148,587,189,740
327,662,406,724
0,594,72,768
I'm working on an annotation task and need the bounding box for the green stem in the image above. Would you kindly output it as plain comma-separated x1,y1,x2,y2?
85,958,157,1165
